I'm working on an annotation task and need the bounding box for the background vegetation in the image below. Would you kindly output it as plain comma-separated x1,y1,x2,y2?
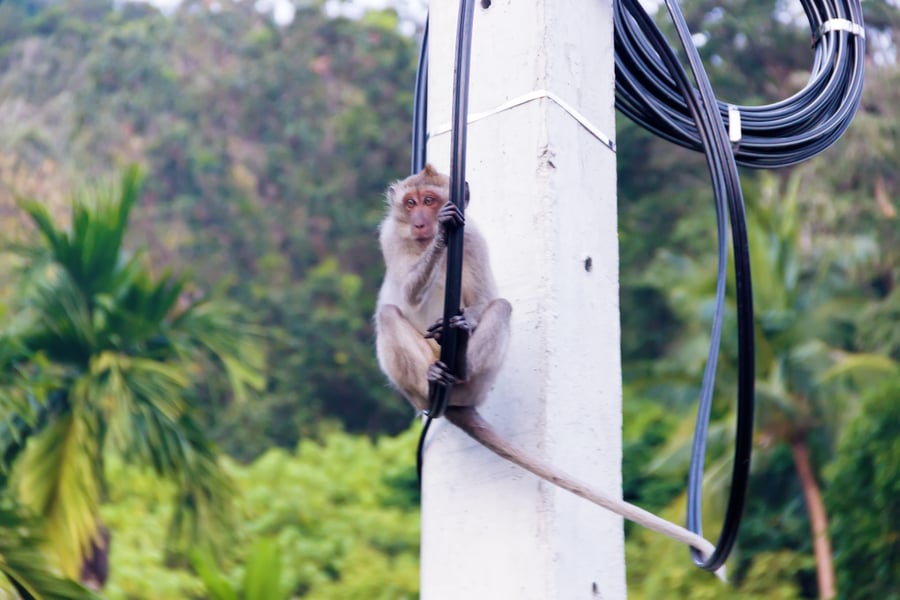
0,0,896,598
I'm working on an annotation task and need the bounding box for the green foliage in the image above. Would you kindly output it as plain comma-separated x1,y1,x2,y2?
101,427,421,599
826,377,900,600
228,428,420,597
191,537,288,600
626,495,804,599
100,459,205,600
0,167,264,581
0,0,419,453
622,386,683,518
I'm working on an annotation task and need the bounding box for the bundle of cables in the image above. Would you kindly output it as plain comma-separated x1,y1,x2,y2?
613,0,865,572
411,0,866,574
616,0,866,169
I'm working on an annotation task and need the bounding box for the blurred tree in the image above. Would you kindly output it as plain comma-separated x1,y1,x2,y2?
0,166,264,587
0,0,419,453
826,376,900,600
640,172,895,597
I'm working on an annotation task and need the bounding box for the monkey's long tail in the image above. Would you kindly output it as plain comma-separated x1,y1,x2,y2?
444,406,727,581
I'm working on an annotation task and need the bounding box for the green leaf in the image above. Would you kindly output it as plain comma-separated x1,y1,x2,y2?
820,353,899,383
242,537,285,600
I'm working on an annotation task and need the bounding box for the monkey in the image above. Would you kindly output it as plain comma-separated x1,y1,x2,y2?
375,164,512,412
374,165,723,576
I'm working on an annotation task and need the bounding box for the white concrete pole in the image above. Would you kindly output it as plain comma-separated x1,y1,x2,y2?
421,1,623,599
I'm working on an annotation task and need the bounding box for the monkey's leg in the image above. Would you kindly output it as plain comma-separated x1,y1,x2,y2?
465,298,512,377
375,304,433,411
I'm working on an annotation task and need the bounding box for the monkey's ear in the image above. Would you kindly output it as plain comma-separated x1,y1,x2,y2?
464,181,471,208
386,183,398,205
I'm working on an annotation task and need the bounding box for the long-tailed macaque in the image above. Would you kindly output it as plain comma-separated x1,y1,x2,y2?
375,164,511,411
374,165,721,573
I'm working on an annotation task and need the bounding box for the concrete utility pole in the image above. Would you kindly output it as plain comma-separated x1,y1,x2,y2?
421,1,623,599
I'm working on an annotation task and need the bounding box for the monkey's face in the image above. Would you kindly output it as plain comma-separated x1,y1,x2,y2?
400,188,444,248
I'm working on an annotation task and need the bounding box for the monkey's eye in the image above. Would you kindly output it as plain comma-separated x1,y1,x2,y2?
405,197,416,208
423,196,435,206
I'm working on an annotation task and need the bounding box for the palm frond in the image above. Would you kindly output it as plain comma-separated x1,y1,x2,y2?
164,412,237,553
172,301,266,402
17,166,144,305
0,502,98,600
22,267,96,366
12,394,103,579
820,352,898,384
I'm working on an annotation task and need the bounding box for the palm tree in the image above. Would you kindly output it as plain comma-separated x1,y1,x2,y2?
645,171,895,599
0,166,264,588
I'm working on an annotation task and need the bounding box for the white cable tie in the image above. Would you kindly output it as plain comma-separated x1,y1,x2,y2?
430,89,616,152
728,105,742,147
813,18,866,46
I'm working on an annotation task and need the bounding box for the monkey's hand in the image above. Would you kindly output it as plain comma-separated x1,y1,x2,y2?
424,312,472,344
437,201,465,243
424,317,445,344
424,313,471,380
427,361,459,387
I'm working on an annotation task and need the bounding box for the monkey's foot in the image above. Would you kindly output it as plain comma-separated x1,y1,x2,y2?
448,313,471,335
427,361,458,387
424,317,445,344
424,313,471,344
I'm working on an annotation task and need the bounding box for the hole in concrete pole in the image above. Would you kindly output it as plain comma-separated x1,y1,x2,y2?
584,256,593,272
480,0,491,8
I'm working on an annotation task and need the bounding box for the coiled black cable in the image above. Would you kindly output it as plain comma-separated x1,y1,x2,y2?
615,0,864,572
615,0,865,168
410,0,865,572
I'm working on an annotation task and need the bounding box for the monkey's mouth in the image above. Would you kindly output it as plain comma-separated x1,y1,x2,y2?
414,234,434,245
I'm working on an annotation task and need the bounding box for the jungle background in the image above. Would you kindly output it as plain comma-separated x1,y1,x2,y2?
0,0,897,598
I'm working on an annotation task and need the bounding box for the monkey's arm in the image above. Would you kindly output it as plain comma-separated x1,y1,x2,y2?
403,240,447,307
403,201,465,307
443,406,726,580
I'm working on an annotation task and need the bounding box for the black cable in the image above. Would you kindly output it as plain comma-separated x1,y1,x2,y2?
616,0,747,571
411,18,429,175
425,0,476,420
416,409,433,484
665,0,754,572
413,1,476,484
615,0,864,572
615,0,865,168
411,18,431,486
